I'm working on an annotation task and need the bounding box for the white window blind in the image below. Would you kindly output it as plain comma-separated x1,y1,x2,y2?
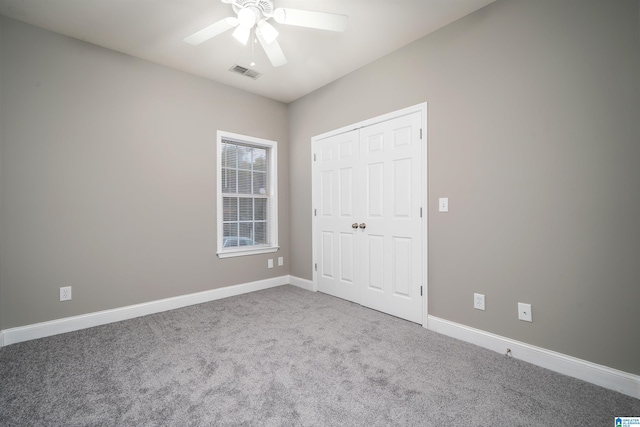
217,131,278,258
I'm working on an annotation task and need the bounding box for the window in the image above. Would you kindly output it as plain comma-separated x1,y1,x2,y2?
217,131,278,258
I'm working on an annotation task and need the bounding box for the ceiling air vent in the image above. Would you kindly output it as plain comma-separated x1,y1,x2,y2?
229,64,262,80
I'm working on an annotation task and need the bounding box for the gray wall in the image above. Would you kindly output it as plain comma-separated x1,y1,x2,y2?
0,17,289,330
289,0,640,375
0,17,3,330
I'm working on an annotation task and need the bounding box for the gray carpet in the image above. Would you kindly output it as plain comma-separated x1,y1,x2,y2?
1,285,638,426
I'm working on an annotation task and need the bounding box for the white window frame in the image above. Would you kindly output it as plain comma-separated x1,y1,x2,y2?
217,130,279,258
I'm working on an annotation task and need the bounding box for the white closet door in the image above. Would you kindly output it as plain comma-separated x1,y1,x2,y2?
315,129,361,303
359,112,423,323
313,109,424,324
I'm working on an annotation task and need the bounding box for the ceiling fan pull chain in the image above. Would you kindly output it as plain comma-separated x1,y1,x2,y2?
250,27,256,67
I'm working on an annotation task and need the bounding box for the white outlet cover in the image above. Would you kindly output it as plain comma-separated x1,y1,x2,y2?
518,302,532,322
60,286,72,301
278,256,284,266
268,259,274,269
474,293,485,310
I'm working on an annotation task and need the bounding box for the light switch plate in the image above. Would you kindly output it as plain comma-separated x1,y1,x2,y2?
268,259,274,269
439,197,449,212
278,257,284,266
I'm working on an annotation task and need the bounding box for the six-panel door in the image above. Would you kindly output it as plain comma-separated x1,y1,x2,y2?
314,111,423,324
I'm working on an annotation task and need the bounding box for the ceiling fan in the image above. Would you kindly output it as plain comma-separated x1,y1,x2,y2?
183,0,348,68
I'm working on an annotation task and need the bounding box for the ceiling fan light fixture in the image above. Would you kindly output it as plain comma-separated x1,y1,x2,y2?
273,8,286,24
237,7,257,28
257,20,278,44
232,25,250,45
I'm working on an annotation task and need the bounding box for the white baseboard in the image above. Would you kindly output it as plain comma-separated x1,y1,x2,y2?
427,315,640,400
288,275,314,292
0,276,290,347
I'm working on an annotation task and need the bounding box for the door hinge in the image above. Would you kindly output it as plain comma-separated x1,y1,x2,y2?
313,153,317,161
314,209,317,216
420,207,422,217
420,286,423,296
420,128,423,140
315,263,318,271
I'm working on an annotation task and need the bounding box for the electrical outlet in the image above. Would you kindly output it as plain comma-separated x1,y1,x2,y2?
60,286,72,302
278,256,284,266
518,302,532,322
268,259,274,269
474,293,485,310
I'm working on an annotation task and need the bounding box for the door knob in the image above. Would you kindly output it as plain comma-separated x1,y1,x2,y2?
352,223,359,229
359,223,366,229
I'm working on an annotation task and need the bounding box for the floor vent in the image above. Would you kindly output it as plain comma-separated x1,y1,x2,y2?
229,64,262,80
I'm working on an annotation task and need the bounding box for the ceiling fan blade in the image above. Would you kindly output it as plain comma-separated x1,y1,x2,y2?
183,17,239,45
273,8,347,32
256,33,287,67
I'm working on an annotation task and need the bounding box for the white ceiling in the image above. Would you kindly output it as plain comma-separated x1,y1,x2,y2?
0,0,494,103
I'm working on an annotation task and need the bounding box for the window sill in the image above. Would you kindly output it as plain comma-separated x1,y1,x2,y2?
217,246,279,259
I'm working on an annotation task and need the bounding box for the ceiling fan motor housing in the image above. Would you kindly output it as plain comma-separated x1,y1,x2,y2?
232,0,275,21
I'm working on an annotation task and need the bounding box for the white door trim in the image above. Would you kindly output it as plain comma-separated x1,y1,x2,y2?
311,102,428,325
